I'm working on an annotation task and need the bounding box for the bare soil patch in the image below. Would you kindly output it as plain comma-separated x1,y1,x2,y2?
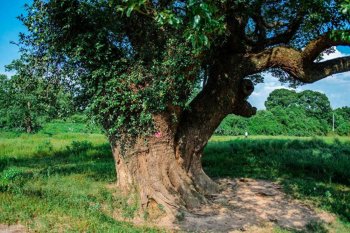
0,224,27,233
177,178,335,232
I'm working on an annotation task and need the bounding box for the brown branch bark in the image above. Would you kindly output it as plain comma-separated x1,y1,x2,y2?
303,31,350,62
247,31,350,83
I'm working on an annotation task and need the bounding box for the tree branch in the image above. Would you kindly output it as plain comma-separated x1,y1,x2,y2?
303,31,350,62
247,30,350,83
247,10,305,51
308,56,350,82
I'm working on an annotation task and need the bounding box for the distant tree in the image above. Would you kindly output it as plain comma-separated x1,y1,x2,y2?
266,89,332,120
248,110,285,135
334,107,350,135
335,107,350,119
220,89,334,136
0,60,75,132
265,89,298,110
270,106,329,136
216,114,249,135
298,90,332,121
337,122,350,135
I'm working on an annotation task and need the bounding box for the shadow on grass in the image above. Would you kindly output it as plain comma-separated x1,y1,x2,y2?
203,138,350,222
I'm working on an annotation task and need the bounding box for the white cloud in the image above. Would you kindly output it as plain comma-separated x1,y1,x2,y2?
321,47,347,61
248,75,293,109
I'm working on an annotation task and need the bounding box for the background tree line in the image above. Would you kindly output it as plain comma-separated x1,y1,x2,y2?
217,89,350,136
1,67,349,137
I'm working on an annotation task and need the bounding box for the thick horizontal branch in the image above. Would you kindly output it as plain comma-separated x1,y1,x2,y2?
309,56,350,82
246,31,350,83
303,31,350,62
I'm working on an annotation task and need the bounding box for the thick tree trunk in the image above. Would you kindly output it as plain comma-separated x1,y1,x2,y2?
174,61,255,197
25,117,33,134
111,114,216,222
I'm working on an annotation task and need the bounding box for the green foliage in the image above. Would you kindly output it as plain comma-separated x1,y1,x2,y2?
16,0,205,141
334,107,350,136
0,60,76,132
217,89,347,137
265,89,298,110
15,0,350,143
341,0,350,14
266,89,332,121
118,0,226,51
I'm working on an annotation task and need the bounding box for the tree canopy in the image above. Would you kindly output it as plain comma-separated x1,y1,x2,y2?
266,89,332,120
17,0,350,142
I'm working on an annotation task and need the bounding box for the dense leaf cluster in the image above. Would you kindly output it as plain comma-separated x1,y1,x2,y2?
18,0,207,139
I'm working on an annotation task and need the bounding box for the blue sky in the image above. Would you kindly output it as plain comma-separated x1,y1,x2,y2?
0,0,29,75
0,1,349,109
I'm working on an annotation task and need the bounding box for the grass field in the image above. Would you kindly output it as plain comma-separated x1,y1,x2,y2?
0,122,350,232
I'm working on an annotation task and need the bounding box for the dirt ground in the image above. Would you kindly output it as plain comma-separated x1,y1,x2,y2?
1,178,335,233
178,178,334,233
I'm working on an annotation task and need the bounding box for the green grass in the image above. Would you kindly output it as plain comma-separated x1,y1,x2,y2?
211,135,350,144
0,122,350,232
0,123,160,232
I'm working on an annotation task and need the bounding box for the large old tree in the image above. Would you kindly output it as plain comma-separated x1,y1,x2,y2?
20,0,350,221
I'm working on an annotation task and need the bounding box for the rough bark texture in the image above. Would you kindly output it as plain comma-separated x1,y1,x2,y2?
109,31,350,222
111,113,215,222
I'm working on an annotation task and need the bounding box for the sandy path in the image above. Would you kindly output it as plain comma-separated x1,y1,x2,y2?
179,178,334,232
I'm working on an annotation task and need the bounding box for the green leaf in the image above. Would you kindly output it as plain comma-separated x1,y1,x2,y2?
193,15,201,28
126,4,135,17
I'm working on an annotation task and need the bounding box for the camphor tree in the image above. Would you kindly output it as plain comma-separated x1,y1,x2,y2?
19,0,350,222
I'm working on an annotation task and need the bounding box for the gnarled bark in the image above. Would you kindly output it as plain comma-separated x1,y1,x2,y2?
111,113,217,222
